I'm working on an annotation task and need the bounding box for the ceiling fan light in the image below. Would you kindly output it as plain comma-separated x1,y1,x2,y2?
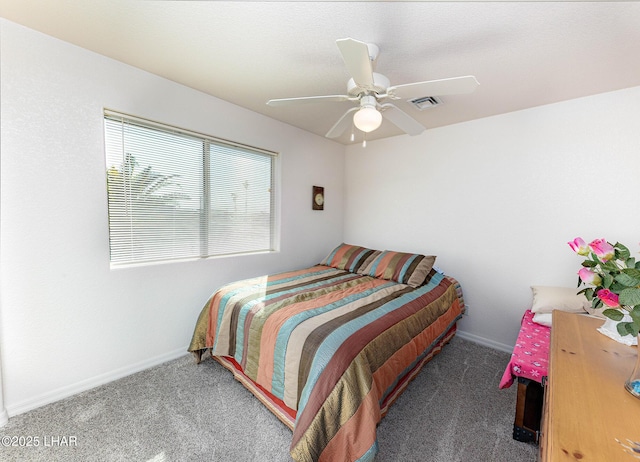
353,106,382,133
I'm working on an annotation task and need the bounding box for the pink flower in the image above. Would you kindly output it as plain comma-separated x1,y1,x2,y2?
589,239,615,262
568,237,589,256
578,267,602,286
597,289,619,307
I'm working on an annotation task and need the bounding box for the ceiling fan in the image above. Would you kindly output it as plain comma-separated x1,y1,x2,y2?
267,37,480,140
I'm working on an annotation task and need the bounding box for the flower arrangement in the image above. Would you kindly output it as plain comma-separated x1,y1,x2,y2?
568,237,640,338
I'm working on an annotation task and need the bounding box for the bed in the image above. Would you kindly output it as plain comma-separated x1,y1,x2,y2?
189,243,465,462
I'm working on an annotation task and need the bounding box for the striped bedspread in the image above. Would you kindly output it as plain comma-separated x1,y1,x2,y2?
189,264,464,462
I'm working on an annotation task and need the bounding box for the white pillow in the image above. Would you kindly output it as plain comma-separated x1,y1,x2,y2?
532,312,553,327
530,285,590,314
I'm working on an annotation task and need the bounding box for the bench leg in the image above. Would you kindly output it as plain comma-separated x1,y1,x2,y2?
513,377,543,443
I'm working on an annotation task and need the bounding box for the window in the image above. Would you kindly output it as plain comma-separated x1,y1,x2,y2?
104,111,277,266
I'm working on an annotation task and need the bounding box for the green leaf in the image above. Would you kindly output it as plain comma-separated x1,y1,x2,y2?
626,257,636,268
615,242,631,261
620,287,640,306
616,322,634,337
583,287,594,300
610,282,627,293
617,321,639,337
604,308,624,321
603,272,615,288
616,268,640,287
582,260,598,268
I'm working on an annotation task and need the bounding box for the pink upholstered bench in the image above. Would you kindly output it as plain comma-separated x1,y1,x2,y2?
499,309,550,443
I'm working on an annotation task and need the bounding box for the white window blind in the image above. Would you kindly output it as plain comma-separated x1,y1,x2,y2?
104,111,276,266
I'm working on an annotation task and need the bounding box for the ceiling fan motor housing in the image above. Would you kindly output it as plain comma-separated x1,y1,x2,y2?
347,72,390,97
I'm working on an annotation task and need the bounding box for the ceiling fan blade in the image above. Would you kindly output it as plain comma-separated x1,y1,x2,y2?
380,103,425,136
326,107,359,138
267,94,352,107
336,38,374,89
387,75,479,100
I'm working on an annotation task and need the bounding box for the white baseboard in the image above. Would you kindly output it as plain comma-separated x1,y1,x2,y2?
6,347,189,418
456,330,513,354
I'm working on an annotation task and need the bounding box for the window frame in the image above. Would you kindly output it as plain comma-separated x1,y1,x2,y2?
103,109,279,267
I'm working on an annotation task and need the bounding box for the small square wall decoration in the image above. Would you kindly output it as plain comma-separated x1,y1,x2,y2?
312,186,324,210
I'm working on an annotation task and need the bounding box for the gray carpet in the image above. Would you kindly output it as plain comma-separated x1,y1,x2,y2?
0,337,537,462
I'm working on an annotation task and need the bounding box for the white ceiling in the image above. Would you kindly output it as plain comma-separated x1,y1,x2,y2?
2,1,640,144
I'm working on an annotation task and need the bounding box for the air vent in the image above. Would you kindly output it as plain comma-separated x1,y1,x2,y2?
409,96,442,111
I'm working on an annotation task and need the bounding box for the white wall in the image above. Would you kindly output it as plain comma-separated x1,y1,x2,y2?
0,19,345,415
344,86,640,351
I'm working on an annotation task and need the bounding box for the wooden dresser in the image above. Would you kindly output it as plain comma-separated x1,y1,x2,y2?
539,310,640,460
